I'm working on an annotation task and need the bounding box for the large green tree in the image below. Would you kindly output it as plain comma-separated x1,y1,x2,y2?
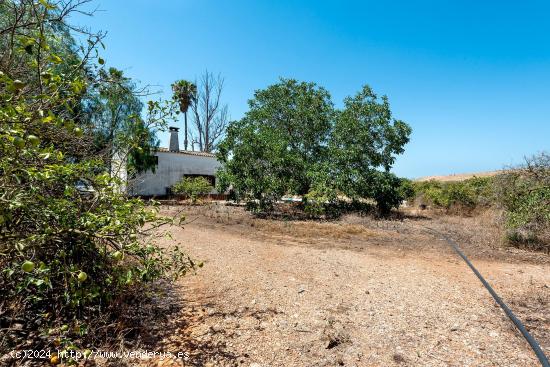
330,85,412,213
217,79,412,213
85,67,169,175
217,78,334,209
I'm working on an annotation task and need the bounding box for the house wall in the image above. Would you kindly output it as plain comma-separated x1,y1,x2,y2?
110,150,127,193
130,151,222,196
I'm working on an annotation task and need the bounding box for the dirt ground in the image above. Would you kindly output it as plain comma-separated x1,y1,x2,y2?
147,203,549,367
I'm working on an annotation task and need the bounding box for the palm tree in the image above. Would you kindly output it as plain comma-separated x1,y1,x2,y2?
171,80,197,150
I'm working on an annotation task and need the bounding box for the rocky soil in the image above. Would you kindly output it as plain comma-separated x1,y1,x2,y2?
139,204,549,367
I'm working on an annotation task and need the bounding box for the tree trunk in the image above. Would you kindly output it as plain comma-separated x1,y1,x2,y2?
184,112,188,150
205,123,209,152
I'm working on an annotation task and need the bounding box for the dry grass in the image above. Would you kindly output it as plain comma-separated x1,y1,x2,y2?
174,203,387,246
251,220,377,240
166,202,550,265
416,170,505,182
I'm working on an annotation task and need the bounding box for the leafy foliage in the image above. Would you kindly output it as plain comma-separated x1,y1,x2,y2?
87,67,176,176
330,85,412,213
217,78,411,214
0,0,192,356
172,80,197,114
171,79,196,151
172,176,213,203
397,178,416,202
218,79,334,210
411,154,549,249
412,177,495,210
303,179,338,217
494,153,550,247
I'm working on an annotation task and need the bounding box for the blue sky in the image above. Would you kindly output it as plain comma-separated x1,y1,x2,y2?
71,0,550,178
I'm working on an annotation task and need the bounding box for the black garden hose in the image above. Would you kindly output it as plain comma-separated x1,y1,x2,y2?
423,225,550,367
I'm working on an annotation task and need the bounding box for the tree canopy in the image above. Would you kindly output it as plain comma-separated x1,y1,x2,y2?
217,78,412,213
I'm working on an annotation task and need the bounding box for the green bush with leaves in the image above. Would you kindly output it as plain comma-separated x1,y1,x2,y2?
0,0,192,356
409,156,549,250
412,177,494,210
368,171,407,215
397,178,416,203
172,176,213,203
494,153,550,248
303,178,339,217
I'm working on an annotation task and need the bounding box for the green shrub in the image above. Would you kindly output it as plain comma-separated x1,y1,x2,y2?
398,178,416,202
410,155,549,250
413,177,494,210
173,176,213,203
494,153,550,248
303,183,337,217
370,172,406,215
413,180,446,207
0,1,193,356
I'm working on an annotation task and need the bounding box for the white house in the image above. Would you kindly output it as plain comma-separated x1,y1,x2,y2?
129,127,222,197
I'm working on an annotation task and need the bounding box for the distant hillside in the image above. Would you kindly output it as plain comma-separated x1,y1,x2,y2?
415,170,505,182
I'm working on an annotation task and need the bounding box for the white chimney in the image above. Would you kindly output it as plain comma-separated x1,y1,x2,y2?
169,127,180,152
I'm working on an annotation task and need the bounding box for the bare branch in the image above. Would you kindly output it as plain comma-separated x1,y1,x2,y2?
190,70,229,152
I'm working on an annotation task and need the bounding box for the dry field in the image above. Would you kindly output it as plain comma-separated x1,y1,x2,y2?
132,204,549,367
415,171,504,182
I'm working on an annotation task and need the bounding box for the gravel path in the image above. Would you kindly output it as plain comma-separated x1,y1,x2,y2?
154,205,549,367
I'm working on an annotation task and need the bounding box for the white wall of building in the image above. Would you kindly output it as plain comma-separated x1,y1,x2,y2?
110,150,128,194
130,151,222,196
